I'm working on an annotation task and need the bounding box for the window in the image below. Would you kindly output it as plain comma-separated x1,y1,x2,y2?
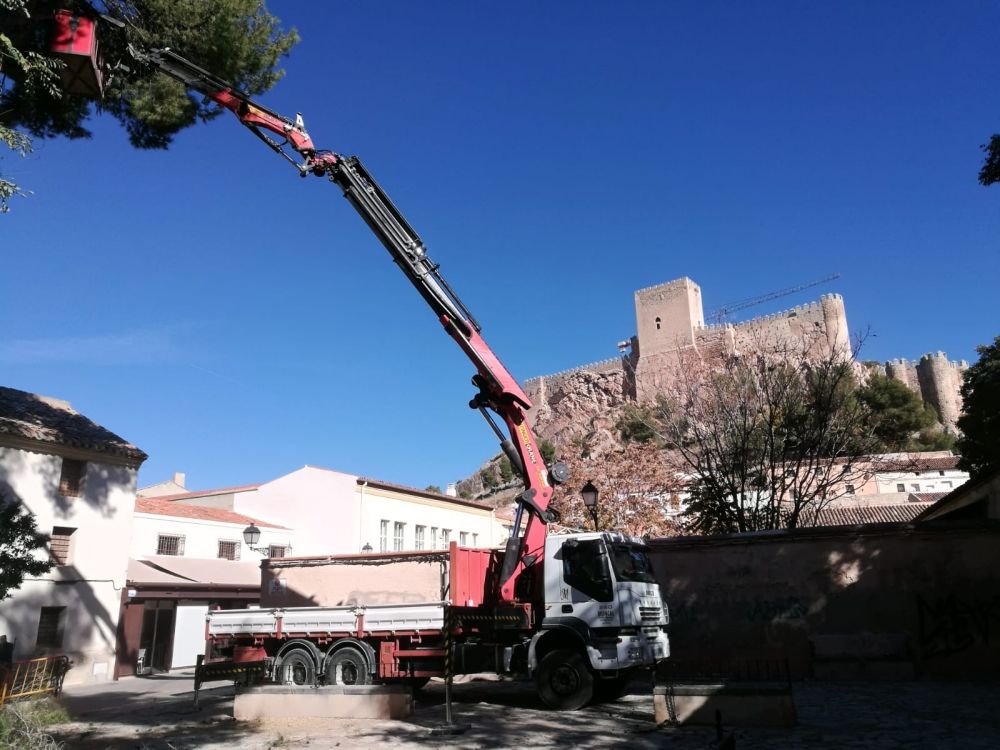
896,483,906,493
441,529,451,547
911,483,920,492
845,485,855,496
415,525,426,550
562,539,613,602
157,534,185,556
268,545,287,558
49,526,76,565
217,540,240,560
941,481,953,489
380,520,389,552
655,317,661,330
472,533,478,547
393,522,405,551
939,470,946,476
58,458,86,497
430,527,438,549
460,532,469,546
36,607,66,649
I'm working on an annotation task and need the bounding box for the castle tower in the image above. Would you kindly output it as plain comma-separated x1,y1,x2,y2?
819,293,851,360
885,358,920,393
634,277,704,357
916,352,967,432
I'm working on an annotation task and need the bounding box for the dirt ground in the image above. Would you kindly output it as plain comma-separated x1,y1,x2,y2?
50,673,1000,750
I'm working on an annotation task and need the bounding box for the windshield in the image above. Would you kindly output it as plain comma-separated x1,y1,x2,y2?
609,544,657,583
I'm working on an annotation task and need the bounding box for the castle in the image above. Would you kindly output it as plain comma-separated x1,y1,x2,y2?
524,277,966,440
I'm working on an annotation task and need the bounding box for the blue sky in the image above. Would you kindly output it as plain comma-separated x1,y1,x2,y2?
2,1,998,493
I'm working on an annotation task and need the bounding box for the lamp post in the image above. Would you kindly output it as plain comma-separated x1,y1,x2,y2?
242,523,269,555
581,480,599,531
361,543,373,553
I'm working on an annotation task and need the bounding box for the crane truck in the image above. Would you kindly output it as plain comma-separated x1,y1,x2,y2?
38,9,670,710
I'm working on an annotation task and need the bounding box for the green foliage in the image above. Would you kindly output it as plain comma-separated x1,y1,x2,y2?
857,372,936,451
979,134,1000,186
539,440,556,465
498,456,513,483
458,489,472,500
1,0,298,209
913,426,956,452
0,499,51,602
479,469,497,489
957,335,1000,479
0,697,68,750
615,404,661,445
423,485,442,494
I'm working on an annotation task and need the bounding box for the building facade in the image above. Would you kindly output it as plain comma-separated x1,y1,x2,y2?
0,386,146,685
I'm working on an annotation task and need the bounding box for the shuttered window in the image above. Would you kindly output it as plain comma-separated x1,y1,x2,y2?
58,458,86,497
36,607,66,649
49,527,76,565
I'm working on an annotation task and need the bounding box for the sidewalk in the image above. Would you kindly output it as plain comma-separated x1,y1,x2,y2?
51,676,1000,749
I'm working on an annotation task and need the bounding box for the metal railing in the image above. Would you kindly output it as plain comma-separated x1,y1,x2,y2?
0,655,71,706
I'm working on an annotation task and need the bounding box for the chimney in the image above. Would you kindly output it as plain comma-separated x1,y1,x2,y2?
446,483,457,497
173,472,186,488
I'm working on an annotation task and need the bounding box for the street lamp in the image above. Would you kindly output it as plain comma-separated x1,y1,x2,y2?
581,480,599,531
242,523,270,555
361,543,373,553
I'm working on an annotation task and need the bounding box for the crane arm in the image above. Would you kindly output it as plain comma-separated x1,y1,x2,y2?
137,45,565,604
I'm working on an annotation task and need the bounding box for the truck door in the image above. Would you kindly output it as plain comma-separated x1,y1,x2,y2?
554,539,617,628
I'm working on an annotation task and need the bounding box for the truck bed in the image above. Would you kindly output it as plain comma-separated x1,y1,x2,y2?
207,601,447,639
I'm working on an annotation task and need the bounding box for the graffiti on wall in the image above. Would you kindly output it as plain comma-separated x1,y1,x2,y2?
916,593,1000,659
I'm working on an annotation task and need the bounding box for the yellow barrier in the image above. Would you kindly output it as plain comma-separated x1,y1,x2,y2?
0,656,70,706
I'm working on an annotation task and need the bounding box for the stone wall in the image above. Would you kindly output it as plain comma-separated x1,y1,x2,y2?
647,522,1000,679
882,354,968,431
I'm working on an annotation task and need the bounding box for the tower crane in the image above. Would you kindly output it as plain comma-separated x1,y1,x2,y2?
707,272,842,324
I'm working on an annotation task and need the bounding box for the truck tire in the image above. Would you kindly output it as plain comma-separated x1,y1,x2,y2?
536,649,594,710
325,646,371,686
276,649,316,686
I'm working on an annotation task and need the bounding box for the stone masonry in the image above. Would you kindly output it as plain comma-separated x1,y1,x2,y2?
523,277,965,441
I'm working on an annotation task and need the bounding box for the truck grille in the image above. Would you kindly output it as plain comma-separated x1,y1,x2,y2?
639,606,661,622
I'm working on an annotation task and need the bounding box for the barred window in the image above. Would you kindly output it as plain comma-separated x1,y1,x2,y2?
58,458,86,497
157,534,185,556
36,606,66,649
49,526,76,565
268,545,287,558
218,540,240,560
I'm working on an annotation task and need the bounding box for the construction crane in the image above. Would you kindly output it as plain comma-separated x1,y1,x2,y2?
706,272,842,324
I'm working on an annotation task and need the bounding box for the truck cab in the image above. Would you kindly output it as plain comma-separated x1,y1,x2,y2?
530,531,670,708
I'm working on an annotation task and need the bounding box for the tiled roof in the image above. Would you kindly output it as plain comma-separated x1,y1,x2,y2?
135,497,287,529
813,502,934,527
0,386,147,465
357,476,493,510
150,484,261,502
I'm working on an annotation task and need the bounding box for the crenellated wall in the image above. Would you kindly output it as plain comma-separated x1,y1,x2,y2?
523,277,965,443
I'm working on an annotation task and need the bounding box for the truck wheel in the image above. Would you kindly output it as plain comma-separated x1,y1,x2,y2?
325,647,371,686
276,649,316,686
536,649,594,710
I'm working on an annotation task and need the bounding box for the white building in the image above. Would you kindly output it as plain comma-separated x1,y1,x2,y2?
154,466,507,557
116,498,295,676
0,386,147,685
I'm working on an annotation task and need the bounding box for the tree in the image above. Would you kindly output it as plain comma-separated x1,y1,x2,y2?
655,333,884,534
615,404,661,445
424,485,442,494
956,335,1000,480
0,499,51,602
980,134,1000,186
551,442,682,538
1,0,298,209
479,468,497,489
539,440,557,465
857,372,936,451
498,456,513,484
